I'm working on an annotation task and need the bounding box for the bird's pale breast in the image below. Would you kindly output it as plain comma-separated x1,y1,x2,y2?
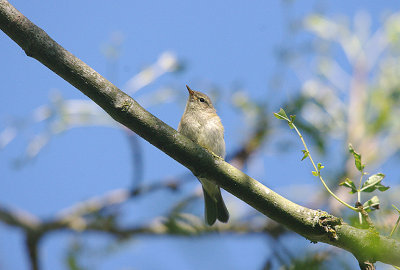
178,114,225,158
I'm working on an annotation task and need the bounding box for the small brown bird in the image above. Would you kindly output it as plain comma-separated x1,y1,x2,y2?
178,85,229,225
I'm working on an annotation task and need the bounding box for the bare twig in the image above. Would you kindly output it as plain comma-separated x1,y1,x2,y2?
25,231,41,270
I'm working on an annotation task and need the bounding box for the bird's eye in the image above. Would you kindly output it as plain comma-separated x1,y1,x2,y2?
199,98,205,102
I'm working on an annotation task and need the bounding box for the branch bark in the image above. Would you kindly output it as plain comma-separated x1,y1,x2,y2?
0,0,399,268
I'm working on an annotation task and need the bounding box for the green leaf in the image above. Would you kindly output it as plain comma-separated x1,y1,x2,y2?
317,162,324,171
393,204,400,214
363,196,380,211
339,178,357,194
301,150,309,161
348,144,364,172
273,108,289,121
288,115,296,129
312,171,318,177
377,184,390,192
360,173,389,193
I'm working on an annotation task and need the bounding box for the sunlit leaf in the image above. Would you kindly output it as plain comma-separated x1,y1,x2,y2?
363,196,380,211
339,178,358,194
360,173,389,193
348,144,364,172
274,108,289,121
288,114,296,129
317,162,324,171
301,150,309,161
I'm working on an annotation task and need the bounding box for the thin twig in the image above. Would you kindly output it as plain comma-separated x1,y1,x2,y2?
292,124,358,211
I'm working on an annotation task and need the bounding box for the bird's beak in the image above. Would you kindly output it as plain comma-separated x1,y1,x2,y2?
186,85,194,96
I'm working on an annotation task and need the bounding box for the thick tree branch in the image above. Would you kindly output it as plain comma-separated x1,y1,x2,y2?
0,1,399,267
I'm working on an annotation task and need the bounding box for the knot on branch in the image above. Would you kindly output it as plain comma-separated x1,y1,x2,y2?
358,260,375,270
120,99,133,112
318,214,341,241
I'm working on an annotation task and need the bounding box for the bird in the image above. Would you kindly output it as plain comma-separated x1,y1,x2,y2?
178,85,229,225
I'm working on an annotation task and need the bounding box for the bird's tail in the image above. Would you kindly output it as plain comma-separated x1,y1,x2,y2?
202,186,229,226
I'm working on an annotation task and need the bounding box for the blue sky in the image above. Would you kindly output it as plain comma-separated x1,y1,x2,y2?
1,1,400,269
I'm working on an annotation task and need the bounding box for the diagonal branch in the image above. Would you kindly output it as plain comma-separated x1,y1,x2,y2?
0,0,399,267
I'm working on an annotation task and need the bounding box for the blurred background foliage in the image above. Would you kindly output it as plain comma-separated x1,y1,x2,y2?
1,2,400,270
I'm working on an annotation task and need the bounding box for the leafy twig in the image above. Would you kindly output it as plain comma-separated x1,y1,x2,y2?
349,144,366,224
274,108,358,211
342,144,389,226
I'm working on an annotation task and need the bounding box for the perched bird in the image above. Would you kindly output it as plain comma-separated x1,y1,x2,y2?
178,85,229,225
